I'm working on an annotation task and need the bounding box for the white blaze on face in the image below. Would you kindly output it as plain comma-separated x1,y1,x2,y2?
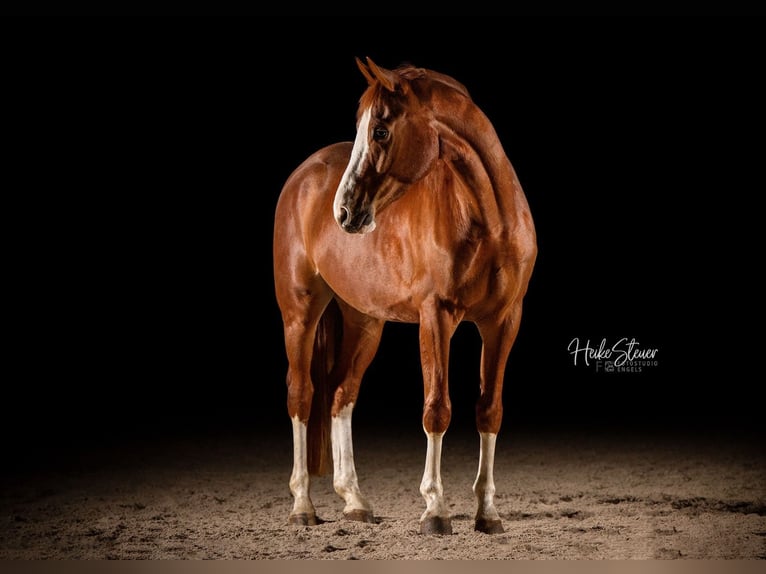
334,107,372,223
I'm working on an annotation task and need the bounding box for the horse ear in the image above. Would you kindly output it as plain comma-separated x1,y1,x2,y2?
356,57,377,86
365,57,398,92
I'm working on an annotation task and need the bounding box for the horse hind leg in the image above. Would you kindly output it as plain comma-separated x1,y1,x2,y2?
285,319,325,526
281,288,334,526
329,304,384,523
473,432,504,534
288,414,319,526
332,404,374,523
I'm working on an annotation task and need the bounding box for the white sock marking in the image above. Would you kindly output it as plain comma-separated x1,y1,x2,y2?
473,432,500,521
420,431,449,521
331,403,372,515
289,415,315,517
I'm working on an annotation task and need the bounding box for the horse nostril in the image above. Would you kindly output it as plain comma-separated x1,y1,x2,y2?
339,206,349,226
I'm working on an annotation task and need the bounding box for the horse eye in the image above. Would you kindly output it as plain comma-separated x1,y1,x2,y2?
373,127,389,141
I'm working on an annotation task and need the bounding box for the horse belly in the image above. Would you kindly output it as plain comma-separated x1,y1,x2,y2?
322,265,421,323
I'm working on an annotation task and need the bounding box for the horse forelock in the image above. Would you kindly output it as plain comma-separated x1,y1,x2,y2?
358,84,381,121
357,84,404,125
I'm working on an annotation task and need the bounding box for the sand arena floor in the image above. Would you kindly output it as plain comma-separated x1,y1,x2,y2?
1,425,764,560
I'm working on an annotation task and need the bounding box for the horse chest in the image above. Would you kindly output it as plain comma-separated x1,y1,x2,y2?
320,231,502,321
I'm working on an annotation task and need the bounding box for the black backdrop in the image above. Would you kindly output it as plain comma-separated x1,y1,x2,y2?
5,19,762,459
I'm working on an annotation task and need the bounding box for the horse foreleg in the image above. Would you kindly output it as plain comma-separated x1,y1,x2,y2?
418,301,460,535
474,431,503,533
473,310,522,534
420,430,451,534
283,306,327,526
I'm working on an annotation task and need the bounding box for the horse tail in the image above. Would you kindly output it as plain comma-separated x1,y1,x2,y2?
307,298,342,477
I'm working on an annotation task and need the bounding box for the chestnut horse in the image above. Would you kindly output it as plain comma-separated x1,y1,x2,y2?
273,58,536,535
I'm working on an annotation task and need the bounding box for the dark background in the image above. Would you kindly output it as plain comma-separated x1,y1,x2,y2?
5,19,763,463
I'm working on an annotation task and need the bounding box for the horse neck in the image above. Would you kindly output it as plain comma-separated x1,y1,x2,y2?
432,98,524,236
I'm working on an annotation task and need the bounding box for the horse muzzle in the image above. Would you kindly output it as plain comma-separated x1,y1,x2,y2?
337,206,376,234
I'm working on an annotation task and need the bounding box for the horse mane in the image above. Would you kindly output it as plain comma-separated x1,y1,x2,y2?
358,63,472,115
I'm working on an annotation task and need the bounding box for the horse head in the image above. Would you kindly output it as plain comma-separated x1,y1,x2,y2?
333,57,440,234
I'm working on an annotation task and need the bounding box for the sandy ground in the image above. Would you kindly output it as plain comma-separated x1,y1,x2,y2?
1,425,764,560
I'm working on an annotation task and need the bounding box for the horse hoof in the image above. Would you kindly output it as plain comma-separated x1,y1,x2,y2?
419,516,452,535
344,509,375,523
289,513,320,526
475,518,504,534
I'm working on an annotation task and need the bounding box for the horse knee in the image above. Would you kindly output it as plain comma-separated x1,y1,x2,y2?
475,402,503,435
423,399,451,434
